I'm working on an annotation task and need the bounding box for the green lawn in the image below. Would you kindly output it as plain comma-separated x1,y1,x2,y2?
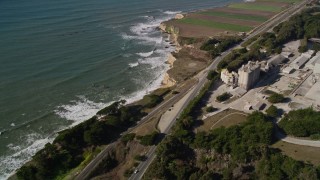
229,3,283,12
178,18,253,32
198,11,268,22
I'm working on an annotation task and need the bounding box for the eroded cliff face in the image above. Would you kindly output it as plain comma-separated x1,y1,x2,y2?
161,72,176,88
159,22,180,47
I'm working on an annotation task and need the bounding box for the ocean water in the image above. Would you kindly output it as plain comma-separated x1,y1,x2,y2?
0,0,238,178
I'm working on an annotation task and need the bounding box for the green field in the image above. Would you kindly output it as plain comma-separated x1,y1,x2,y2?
178,18,253,32
229,3,283,12
198,11,268,22
257,0,300,2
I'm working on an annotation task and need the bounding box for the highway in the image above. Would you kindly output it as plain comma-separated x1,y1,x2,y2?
129,1,309,179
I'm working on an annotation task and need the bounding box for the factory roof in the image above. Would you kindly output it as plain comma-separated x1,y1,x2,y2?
290,55,310,69
306,51,320,69
282,66,294,74
305,81,320,105
239,61,260,72
267,54,286,67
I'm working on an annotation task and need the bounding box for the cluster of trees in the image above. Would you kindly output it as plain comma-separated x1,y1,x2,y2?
144,111,320,179
217,47,265,72
279,108,320,137
266,105,279,118
200,37,242,57
137,131,160,146
216,92,232,102
17,100,145,180
268,93,285,104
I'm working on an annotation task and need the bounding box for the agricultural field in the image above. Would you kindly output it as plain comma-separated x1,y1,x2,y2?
163,0,292,37
228,3,284,12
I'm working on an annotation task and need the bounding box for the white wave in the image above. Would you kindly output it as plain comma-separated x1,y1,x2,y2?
128,62,139,68
54,96,106,123
136,51,154,57
121,33,163,44
163,10,182,15
0,133,53,180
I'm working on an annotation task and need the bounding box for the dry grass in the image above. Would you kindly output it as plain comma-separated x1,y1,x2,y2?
131,116,160,136
196,109,248,132
272,141,320,166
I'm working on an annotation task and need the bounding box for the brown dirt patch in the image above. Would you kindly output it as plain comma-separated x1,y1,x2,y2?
167,46,211,82
272,141,320,166
188,13,261,27
212,7,275,17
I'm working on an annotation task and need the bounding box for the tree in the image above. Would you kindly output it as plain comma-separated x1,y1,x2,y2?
266,105,278,118
268,93,284,103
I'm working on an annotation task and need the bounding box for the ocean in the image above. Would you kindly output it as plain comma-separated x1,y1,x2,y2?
0,0,238,178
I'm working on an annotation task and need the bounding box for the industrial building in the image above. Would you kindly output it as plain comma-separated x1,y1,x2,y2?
305,51,320,70
267,54,286,67
220,69,238,87
238,61,261,90
289,50,314,69
290,54,310,69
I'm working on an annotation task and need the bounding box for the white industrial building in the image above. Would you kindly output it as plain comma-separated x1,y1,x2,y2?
238,61,261,90
305,51,320,70
282,66,295,74
220,69,238,87
290,54,310,69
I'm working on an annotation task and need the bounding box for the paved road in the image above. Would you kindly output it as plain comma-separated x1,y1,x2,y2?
75,80,196,180
129,1,310,179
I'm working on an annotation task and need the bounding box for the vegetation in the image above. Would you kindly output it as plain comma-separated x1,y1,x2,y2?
16,100,145,180
273,7,320,43
216,92,232,102
206,70,219,80
206,106,216,113
198,11,268,22
144,112,320,179
268,93,285,103
279,108,320,137
178,18,253,32
201,37,242,57
299,38,308,53
137,131,159,146
121,133,136,144
229,3,283,12
217,46,265,72
266,105,279,118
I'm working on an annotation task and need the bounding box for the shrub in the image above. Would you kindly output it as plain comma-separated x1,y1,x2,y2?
138,131,159,146
206,106,216,113
268,93,284,103
216,93,232,102
266,105,278,118
121,133,136,144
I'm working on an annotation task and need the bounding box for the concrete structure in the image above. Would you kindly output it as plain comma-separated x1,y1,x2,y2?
306,51,320,70
267,54,286,67
315,62,320,74
252,101,265,111
281,52,293,58
290,54,310,69
282,66,294,74
238,61,261,90
220,69,238,87
305,81,320,105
